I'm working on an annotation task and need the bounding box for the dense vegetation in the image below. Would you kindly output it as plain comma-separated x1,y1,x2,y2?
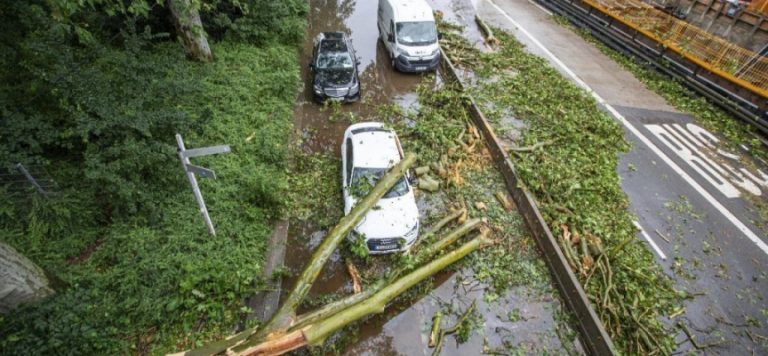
0,0,307,354
439,22,679,354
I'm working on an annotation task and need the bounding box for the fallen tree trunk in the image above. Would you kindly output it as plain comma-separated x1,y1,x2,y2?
234,233,492,355
263,152,417,332
287,218,482,332
178,153,417,356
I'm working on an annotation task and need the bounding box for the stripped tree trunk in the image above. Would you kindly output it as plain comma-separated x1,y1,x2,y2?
0,242,54,314
178,154,417,356
287,218,482,332
233,234,491,355
261,153,417,334
168,0,213,62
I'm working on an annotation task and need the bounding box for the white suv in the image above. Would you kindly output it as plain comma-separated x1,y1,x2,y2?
341,122,419,254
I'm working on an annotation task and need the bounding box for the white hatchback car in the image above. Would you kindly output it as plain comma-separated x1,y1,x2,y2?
341,122,420,254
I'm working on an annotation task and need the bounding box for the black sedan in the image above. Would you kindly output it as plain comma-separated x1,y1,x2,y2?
310,32,361,103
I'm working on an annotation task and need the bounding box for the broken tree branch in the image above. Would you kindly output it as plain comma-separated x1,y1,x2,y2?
431,300,477,356
288,218,482,332
178,153,417,356
261,153,417,334
346,259,362,294
407,208,466,255
429,312,442,347
233,234,493,355
475,15,500,47
678,322,726,350
507,139,556,153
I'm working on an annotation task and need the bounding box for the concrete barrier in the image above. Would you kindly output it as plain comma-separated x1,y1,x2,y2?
438,49,616,355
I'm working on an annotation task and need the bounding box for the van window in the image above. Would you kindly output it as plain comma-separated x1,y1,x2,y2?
396,21,438,46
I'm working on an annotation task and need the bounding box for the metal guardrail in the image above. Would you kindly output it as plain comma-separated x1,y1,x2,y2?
748,0,768,15
538,0,768,142
438,50,617,355
588,0,768,98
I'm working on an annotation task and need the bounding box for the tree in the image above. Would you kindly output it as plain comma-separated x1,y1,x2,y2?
45,0,214,62
0,242,54,314
167,0,214,62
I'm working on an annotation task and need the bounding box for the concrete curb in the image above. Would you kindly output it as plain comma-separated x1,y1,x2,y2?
245,219,289,324
438,50,616,355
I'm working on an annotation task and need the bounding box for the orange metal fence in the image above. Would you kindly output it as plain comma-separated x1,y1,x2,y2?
748,0,768,15
584,0,768,98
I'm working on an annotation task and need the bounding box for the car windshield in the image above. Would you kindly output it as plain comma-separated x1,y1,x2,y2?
316,52,353,70
350,167,409,199
396,21,437,46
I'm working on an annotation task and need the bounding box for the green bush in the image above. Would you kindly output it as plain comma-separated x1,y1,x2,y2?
0,1,304,354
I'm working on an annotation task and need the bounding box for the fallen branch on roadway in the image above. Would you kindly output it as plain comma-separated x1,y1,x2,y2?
236,234,492,356
172,152,494,356
475,15,500,47
287,218,483,333
346,259,362,294
430,300,477,356
507,139,556,153
174,153,416,356
258,152,417,335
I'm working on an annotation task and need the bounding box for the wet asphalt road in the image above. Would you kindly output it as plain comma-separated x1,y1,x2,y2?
275,0,768,354
477,0,768,353
281,0,580,355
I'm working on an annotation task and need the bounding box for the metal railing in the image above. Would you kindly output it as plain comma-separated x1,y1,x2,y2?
748,0,768,15
587,0,768,98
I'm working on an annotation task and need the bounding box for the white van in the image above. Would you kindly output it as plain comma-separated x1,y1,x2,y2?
378,0,441,73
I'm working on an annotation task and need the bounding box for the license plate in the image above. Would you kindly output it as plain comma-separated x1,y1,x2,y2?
375,243,397,250
415,66,427,71
329,96,344,101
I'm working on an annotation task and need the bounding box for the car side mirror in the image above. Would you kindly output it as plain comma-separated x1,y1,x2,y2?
438,32,443,40
388,33,395,43
408,174,418,186
308,63,314,69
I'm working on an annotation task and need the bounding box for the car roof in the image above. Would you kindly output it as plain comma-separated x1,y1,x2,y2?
317,32,349,53
350,126,401,169
391,0,435,22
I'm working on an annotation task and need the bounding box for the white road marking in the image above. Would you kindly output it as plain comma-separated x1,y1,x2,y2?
485,0,768,256
526,0,554,16
634,221,667,260
646,124,742,198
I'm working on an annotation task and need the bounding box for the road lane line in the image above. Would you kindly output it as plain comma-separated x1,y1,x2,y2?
526,0,554,16
634,221,667,260
485,0,768,256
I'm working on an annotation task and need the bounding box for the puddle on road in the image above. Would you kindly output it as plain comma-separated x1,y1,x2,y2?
280,0,581,354
294,0,425,155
